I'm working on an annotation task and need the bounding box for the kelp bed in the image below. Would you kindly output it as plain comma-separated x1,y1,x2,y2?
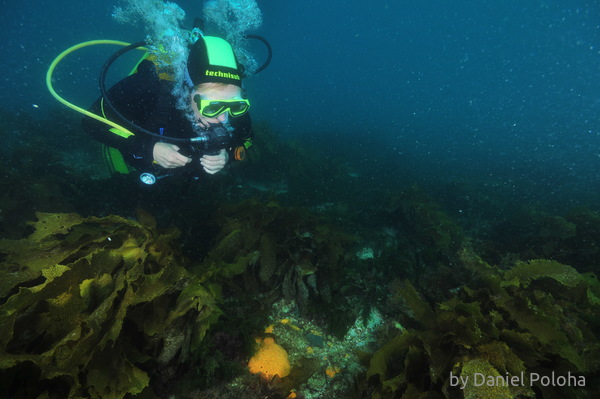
366,256,600,399
0,199,357,398
1,203,600,398
0,212,220,398
1,116,600,398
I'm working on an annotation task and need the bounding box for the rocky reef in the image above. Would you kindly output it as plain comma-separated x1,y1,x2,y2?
1,113,600,398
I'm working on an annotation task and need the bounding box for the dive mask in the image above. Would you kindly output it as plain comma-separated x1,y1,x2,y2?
193,95,250,118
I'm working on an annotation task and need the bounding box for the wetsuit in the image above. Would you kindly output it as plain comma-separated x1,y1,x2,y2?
82,59,253,176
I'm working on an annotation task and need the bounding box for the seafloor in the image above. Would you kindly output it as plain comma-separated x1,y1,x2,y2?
0,108,599,399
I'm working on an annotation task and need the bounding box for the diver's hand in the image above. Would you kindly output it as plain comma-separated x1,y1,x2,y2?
153,142,192,168
201,149,228,174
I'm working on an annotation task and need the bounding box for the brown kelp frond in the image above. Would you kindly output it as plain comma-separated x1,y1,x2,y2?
0,212,219,398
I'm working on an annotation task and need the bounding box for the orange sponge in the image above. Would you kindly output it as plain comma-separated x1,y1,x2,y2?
248,336,291,380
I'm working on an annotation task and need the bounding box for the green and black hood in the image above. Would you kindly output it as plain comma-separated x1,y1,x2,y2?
186,35,244,87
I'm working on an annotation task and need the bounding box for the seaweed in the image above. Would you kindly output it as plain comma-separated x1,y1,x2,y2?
194,199,355,321
480,206,600,276
370,186,472,304
362,258,600,398
0,212,219,398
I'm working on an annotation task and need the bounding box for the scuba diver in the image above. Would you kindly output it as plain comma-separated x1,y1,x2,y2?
81,35,255,183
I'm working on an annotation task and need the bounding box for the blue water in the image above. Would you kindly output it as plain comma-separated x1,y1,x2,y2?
2,0,599,210
2,2,600,397
253,0,600,210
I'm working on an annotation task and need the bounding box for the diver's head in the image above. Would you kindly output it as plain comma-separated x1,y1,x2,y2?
187,35,244,87
186,36,249,130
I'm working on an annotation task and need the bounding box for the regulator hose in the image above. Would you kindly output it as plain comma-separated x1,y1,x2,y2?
245,34,272,75
99,41,192,143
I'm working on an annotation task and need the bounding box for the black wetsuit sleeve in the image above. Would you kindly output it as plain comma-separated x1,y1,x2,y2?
82,60,160,167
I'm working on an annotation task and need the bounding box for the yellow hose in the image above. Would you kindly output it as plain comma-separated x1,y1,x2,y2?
46,40,147,135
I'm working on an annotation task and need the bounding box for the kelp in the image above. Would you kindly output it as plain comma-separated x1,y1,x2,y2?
376,186,471,304
364,256,600,398
195,199,355,317
482,207,600,274
0,212,219,398
562,208,600,271
483,207,577,266
386,186,464,257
